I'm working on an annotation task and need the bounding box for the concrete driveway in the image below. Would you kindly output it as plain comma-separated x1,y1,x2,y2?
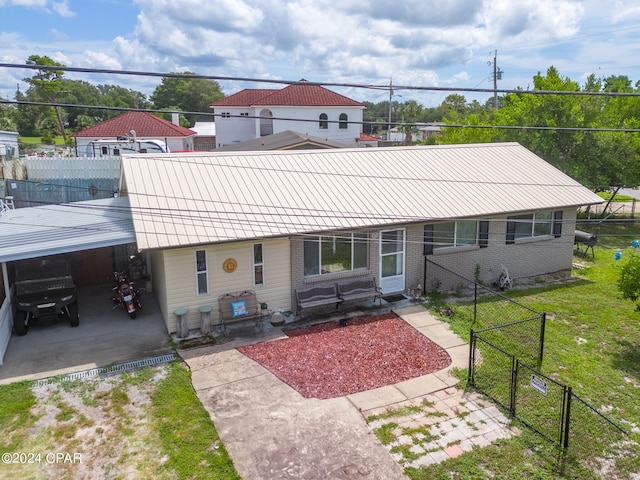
181,305,471,480
0,284,173,384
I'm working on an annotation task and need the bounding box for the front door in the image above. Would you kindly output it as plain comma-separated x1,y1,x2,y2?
379,229,405,294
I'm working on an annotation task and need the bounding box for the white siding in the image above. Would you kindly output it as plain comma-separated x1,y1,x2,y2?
162,238,291,332
214,107,257,146
150,250,170,331
269,106,362,146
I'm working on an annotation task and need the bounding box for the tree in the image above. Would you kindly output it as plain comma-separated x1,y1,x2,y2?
151,73,224,126
437,66,640,196
23,55,69,143
396,100,422,145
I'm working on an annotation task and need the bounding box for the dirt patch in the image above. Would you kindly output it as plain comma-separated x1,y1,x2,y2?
238,312,452,399
5,367,169,480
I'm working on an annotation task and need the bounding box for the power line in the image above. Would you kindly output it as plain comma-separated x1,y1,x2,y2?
4,98,640,134
3,62,640,97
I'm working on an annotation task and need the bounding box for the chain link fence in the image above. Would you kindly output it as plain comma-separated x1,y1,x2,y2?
425,259,638,479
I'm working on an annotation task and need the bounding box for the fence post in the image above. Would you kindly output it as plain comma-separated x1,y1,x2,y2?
473,282,477,324
539,312,546,364
468,329,475,385
563,386,572,450
510,358,518,416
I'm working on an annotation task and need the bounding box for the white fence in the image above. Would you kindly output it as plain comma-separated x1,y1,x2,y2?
26,156,121,180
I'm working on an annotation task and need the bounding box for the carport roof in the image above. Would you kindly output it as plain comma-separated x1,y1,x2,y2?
0,196,136,263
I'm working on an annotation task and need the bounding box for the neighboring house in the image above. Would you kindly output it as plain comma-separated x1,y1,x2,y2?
191,122,216,151
216,130,349,151
356,132,381,148
119,143,603,334
72,111,196,156
210,80,365,148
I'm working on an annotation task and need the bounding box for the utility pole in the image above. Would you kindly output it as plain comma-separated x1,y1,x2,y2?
493,50,503,109
388,79,393,138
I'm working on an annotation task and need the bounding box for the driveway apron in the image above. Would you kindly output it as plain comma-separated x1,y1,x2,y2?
185,345,406,479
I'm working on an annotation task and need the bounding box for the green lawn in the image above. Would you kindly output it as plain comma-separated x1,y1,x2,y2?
414,220,640,479
20,136,67,146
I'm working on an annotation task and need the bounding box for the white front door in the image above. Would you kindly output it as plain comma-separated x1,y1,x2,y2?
379,229,405,294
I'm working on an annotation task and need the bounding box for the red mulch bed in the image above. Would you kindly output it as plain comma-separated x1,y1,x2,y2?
237,312,452,399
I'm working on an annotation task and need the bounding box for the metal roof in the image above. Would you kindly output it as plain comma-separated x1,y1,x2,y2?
215,130,350,151
120,143,604,251
0,196,136,263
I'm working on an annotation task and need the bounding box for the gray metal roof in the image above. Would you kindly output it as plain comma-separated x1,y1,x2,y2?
216,130,350,151
0,196,136,263
120,143,604,251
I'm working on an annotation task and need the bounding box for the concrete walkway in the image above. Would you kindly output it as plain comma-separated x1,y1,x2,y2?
182,304,515,479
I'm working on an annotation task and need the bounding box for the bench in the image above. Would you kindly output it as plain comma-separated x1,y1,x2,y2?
295,284,342,315
336,277,382,306
217,290,265,334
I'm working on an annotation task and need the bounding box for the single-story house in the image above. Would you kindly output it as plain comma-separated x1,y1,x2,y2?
72,111,196,156
119,143,603,334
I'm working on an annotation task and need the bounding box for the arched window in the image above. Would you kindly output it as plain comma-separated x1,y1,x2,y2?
339,113,348,129
319,113,328,129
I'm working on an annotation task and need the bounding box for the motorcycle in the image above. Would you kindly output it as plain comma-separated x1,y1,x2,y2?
111,272,142,319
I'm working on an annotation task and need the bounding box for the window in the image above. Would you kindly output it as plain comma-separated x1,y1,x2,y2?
423,221,479,251
253,243,264,287
339,113,348,129
240,112,249,118
506,212,554,244
303,233,368,277
195,250,208,295
319,113,328,129
220,112,231,118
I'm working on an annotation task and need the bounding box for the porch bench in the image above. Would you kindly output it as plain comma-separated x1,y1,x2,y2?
295,284,342,314
217,290,265,334
336,277,382,305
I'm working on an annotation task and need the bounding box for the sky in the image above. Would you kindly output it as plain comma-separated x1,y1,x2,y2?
2,0,640,108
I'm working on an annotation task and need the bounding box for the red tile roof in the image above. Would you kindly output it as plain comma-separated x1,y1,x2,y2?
209,81,365,108
358,133,380,142
209,89,278,107
72,111,196,138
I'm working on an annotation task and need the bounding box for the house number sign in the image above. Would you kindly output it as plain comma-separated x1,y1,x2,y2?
223,258,237,273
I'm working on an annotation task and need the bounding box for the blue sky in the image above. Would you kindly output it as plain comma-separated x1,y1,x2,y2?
2,0,640,107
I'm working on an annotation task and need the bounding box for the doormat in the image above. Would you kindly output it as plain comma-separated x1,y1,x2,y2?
382,294,406,303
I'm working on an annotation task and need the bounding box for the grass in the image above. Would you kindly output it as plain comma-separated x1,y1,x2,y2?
20,136,67,146
413,220,640,479
149,362,241,479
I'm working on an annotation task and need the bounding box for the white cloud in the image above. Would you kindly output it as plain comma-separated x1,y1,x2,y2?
3,0,640,105
51,0,75,17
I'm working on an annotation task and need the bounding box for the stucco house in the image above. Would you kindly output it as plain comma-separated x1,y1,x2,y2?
72,111,196,156
119,143,603,334
210,80,365,148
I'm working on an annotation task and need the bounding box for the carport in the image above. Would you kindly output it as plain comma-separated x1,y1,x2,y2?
0,196,150,368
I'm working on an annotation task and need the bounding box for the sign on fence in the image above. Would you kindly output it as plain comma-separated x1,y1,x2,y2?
531,375,547,395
